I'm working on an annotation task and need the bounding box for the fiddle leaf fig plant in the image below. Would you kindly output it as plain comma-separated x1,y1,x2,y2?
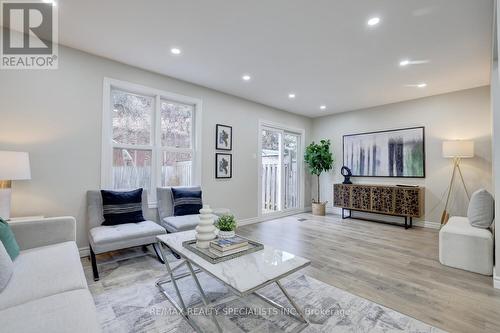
304,139,334,204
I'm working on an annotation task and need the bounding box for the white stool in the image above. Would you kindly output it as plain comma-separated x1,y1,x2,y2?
439,216,493,275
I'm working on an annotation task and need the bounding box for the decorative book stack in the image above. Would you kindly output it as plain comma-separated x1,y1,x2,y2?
209,236,249,257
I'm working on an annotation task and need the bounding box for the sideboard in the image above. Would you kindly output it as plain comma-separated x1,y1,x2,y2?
333,184,424,229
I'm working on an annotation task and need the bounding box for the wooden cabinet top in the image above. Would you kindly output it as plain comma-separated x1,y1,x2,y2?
334,183,424,190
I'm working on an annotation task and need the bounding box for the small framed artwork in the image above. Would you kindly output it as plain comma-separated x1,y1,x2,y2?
216,124,232,150
215,153,232,179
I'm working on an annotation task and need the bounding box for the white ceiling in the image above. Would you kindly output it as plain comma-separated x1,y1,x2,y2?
56,0,493,117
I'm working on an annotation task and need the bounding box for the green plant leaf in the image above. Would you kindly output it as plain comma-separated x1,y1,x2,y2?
215,214,237,231
304,139,334,203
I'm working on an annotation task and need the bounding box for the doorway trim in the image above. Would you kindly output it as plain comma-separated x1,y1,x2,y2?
258,119,305,218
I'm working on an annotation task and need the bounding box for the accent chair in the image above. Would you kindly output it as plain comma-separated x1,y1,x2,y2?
87,189,166,281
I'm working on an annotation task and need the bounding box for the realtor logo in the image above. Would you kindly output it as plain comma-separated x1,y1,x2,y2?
1,0,58,69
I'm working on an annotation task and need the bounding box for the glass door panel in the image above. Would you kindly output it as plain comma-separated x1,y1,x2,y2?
284,133,299,209
261,128,282,214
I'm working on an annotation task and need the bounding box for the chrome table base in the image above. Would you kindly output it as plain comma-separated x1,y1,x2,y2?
156,242,309,333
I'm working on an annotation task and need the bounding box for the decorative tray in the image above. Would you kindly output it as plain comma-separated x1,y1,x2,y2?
182,235,264,264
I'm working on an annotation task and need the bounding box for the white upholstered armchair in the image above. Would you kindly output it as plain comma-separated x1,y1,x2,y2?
156,186,229,233
87,190,166,281
157,186,203,233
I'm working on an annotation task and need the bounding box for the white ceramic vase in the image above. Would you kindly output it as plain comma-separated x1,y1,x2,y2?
218,230,235,239
195,205,217,248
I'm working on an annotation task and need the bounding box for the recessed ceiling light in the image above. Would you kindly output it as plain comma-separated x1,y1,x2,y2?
170,48,181,55
320,105,327,110
405,83,428,88
367,17,380,26
400,59,430,67
242,74,251,81
288,93,296,99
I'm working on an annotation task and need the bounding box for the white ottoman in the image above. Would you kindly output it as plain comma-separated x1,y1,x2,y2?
439,216,493,275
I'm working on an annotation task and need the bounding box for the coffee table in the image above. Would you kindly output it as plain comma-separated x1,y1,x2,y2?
156,230,311,333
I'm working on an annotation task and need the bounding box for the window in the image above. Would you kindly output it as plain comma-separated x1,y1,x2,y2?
101,78,202,206
160,99,194,187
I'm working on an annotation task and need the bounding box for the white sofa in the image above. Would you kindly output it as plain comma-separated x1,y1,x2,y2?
439,216,494,275
0,217,100,333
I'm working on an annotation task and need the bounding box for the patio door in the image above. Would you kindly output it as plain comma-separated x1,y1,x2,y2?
260,124,301,215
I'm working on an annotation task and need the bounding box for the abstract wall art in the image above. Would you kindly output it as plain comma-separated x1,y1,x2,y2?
343,127,425,178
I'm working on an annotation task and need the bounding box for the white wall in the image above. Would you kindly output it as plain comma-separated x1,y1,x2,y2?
0,46,312,249
492,62,499,287
492,0,500,288
312,86,492,227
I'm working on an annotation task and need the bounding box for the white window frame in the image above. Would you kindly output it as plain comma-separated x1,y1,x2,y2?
101,77,202,207
257,120,305,217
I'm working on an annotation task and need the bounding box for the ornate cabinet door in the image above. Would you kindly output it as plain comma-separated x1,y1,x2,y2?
333,184,343,207
371,187,394,214
394,188,422,217
333,184,351,208
352,186,371,211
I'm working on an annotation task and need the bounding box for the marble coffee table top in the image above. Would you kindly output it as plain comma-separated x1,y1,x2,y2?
157,230,310,296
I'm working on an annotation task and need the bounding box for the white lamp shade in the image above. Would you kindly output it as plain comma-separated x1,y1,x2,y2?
442,140,474,158
0,151,31,180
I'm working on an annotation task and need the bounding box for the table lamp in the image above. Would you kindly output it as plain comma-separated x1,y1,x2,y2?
0,151,31,220
440,140,474,225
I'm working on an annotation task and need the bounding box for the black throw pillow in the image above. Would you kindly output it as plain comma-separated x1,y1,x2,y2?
171,188,203,216
101,188,145,226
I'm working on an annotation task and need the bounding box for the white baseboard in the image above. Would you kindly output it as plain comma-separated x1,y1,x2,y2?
79,246,90,258
326,207,341,215
412,220,440,229
238,216,262,226
238,208,310,226
325,206,440,229
494,268,500,289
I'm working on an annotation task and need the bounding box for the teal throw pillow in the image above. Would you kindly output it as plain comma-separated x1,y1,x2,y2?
0,218,20,260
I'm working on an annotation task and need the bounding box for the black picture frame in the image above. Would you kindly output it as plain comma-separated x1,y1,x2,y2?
216,124,232,150
342,126,426,178
215,153,232,179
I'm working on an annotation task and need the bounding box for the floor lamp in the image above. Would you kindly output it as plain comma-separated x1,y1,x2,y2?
440,140,474,226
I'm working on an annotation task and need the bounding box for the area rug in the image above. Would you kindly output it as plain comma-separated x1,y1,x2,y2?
83,249,445,333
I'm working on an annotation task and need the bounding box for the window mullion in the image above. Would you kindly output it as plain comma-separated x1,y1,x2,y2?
111,143,154,151
161,147,193,153
191,105,196,185
152,94,162,203
102,80,112,189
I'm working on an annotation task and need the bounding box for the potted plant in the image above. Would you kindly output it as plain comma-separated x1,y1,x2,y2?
304,139,334,216
216,214,237,238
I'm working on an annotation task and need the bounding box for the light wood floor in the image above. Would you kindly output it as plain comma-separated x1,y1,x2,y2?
238,213,500,333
